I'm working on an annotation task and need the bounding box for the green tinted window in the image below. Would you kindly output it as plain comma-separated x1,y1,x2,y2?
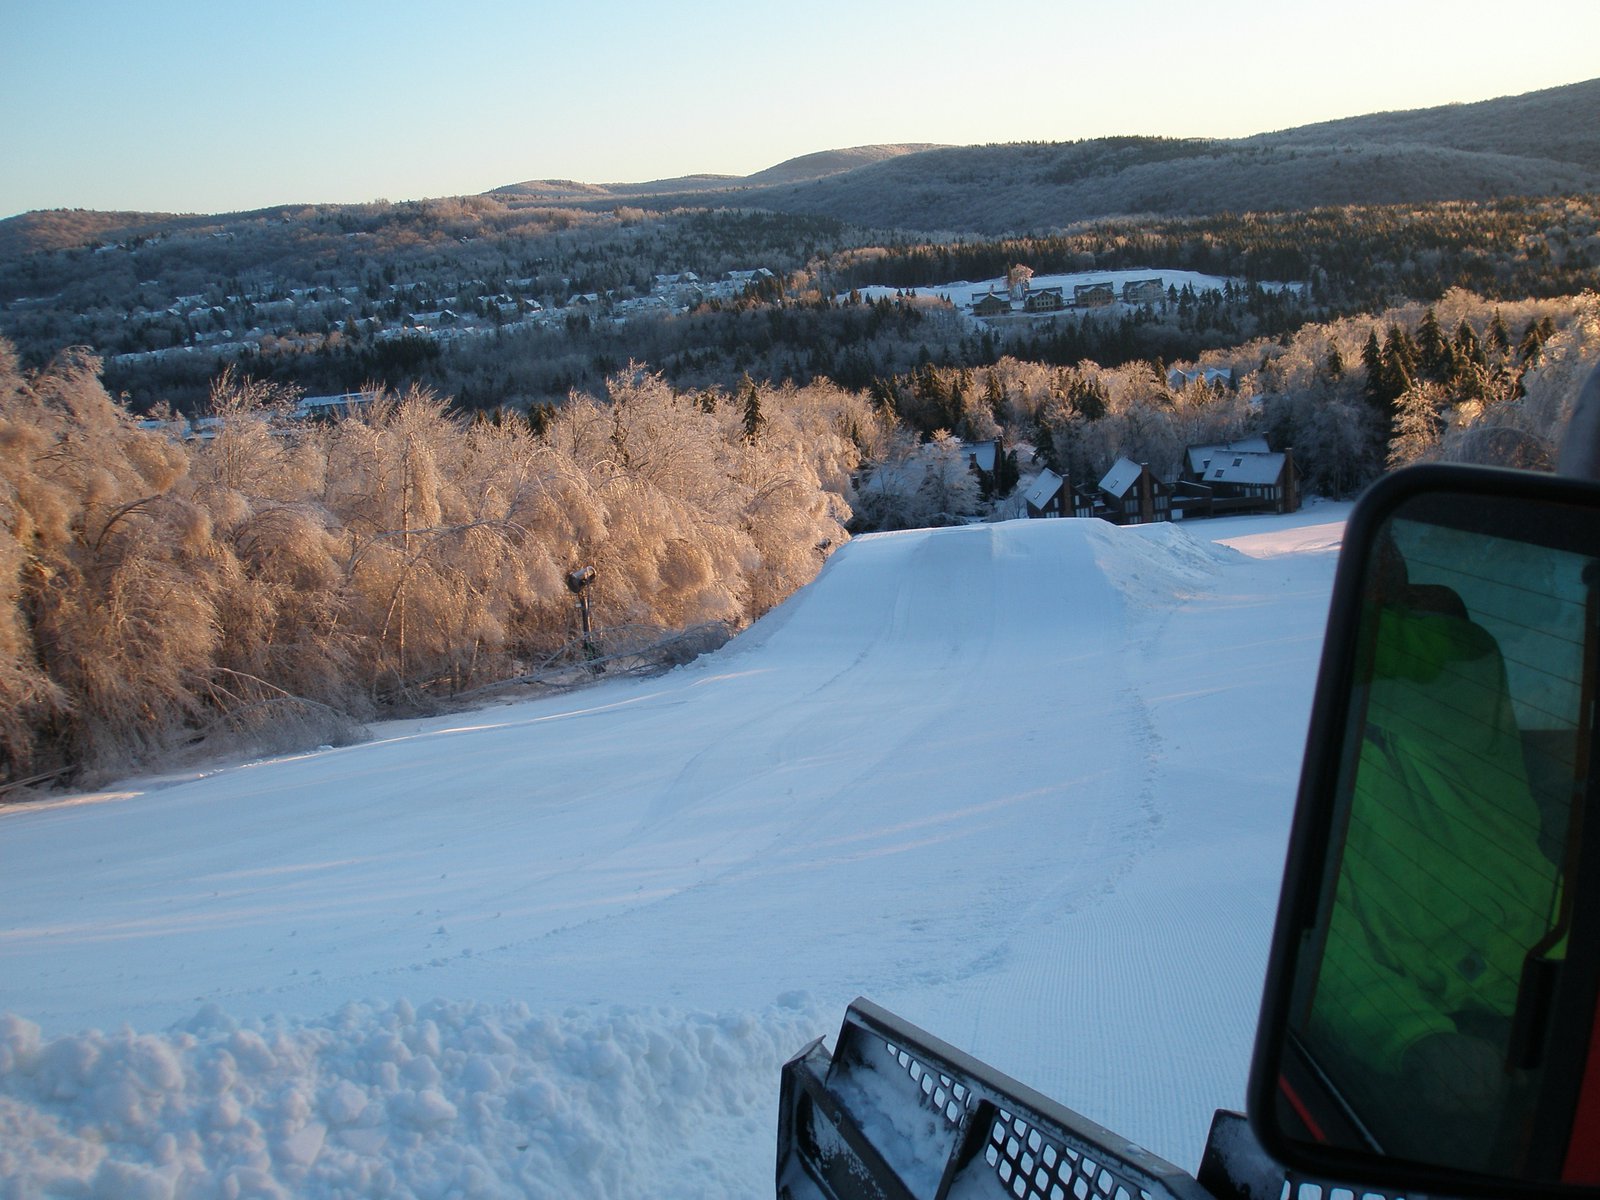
1291,513,1593,1172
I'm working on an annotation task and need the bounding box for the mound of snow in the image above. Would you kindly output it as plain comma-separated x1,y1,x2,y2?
0,996,821,1198
1083,520,1235,607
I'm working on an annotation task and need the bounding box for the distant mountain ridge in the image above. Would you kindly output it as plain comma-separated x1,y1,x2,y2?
489,144,947,200
3,80,1596,254
483,79,1600,236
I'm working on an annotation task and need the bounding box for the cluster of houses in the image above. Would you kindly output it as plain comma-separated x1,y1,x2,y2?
969,277,1166,318
866,432,1299,528
1021,436,1300,524
89,267,778,371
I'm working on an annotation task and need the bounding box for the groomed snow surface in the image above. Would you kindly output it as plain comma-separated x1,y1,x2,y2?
0,506,1347,1198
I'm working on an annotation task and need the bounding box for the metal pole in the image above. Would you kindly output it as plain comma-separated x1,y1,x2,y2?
566,566,598,663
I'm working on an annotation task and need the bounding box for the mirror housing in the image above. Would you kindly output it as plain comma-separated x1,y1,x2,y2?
1248,463,1600,1197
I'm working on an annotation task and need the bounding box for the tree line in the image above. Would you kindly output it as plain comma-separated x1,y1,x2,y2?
0,343,875,787
828,194,1600,312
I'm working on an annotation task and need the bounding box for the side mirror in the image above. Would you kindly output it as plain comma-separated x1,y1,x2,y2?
1248,464,1600,1197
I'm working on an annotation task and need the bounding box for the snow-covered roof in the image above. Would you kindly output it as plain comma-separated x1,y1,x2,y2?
298,391,379,416
1099,457,1146,496
962,440,998,473
1024,468,1064,509
1168,367,1235,390
1200,450,1287,487
1185,436,1271,475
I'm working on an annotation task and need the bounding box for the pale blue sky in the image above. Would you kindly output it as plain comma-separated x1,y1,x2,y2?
3,0,1596,219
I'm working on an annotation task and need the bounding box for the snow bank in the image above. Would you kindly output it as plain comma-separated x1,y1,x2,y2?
1084,520,1236,607
0,995,820,1199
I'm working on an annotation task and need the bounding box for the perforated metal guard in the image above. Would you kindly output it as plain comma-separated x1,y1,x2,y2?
878,1033,1153,1200
980,1109,1148,1200
778,998,1211,1200
883,1039,974,1131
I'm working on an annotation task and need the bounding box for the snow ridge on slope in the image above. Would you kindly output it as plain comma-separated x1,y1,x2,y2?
1083,520,1235,607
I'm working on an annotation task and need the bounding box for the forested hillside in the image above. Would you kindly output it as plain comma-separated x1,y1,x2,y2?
3,191,1595,417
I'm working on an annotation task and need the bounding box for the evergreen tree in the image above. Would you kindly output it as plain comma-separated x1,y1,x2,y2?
995,447,1021,497
1325,343,1345,380
1383,324,1418,391
1034,420,1061,471
868,375,898,416
741,378,764,442
1487,309,1511,356
1454,319,1485,369
1361,324,1416,422
948,377,968,436
983,372,1005,423
1518,319,1548,366
1361,329,1387,409
1416,307,1449,381
526,402,554,437
1069,375,1108,422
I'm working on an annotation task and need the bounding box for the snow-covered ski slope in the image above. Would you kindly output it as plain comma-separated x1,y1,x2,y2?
0,507,1346,1197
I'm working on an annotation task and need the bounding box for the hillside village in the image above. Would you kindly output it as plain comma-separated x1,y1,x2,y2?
103,245,1526,548
66,260,780,372
12,245,1269,383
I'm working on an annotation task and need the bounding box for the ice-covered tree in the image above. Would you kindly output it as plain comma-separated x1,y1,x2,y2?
1388,382,1446,469
917,430,981,523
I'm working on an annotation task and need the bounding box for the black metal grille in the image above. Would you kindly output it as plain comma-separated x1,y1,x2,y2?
779,998,1223,1200
884,1039,974,1130
876,1031,1163,1200
981,1108,1148,1200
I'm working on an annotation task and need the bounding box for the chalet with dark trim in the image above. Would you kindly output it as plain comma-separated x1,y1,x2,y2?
1183,436,1270,478
1097,458,1170,525
1024,469,1068,517
1173,438,1301,517
962,439,998,474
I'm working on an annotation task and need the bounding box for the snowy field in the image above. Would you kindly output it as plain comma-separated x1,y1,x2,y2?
0,505,1348,1198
